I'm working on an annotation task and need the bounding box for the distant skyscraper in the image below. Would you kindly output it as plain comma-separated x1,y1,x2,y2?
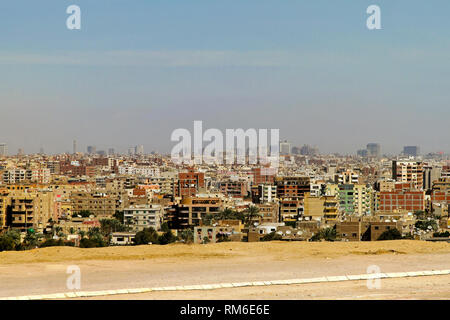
366,143,381,158
0,143,7,156
403,146,420,157
87,146,96,154
39,147,44,155
73,140,77,154
135,145,144,155
17,148,24,156
280,140,291,155
108,148,115,155
300,144,318,156
357,149,368,157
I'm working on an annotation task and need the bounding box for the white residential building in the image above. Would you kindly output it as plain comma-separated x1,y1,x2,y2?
124,204,164,232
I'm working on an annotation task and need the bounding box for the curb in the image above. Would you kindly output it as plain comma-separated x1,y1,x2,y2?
1,269,449,300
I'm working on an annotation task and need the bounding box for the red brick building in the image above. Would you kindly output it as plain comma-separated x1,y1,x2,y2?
252,167,275,185
379,190,425,212
60,164,96,177
431,191,450,203
275,176,310,200
174,168,205,198
218,180,248,198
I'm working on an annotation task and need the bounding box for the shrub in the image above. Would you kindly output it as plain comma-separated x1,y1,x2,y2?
310,227,337,242
433,231,450,237
40,239,65,248
134,227,159,245
0,230,21,251
158,230,176,245
415,220,438,231
261,232,283,241
377,228,402,240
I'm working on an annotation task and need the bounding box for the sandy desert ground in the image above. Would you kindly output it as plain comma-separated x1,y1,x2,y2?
0,240,449,299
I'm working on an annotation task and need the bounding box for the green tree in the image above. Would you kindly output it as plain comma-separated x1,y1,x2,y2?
158,230,176,245
134,227,159,245
433,231,450,237
180,229,194,244
413,210,426,220
311,227,337,242
203,214,214,226
0,230,21,251
78,227,107,247
79,238,99,248
23,230,40,249
202,236,211,244
415,220,438,232
216,233,231,242
100,218,127,236
160,222,170,233
377,228,402,240
113,211,124,223
244,205,261,226
73,210,92,218
261,232,283,241
40,239,65,248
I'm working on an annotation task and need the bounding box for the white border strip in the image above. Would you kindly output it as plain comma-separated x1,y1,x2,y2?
1,269,449,300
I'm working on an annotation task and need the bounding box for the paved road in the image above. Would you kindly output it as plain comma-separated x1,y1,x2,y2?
75,275,450,300
1,253,449,298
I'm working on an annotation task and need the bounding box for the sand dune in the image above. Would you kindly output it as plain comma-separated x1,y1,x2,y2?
1,240,449,265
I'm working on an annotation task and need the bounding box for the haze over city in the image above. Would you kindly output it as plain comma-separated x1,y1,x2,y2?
1,0,449,154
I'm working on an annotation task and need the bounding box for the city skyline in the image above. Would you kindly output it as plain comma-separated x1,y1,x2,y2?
0,139,445,158
1,1,449,154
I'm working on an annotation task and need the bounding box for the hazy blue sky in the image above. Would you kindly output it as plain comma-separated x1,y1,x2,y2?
0,0,449,155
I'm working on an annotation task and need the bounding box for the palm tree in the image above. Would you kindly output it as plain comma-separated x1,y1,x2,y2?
244,205,261,227
218,208,235,221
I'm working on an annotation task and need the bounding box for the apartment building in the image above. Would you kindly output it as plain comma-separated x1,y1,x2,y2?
252,167,275,185
174,168,205,198
432,177,450,192
279,199,302,223
60,164,96,177
256,184,277,203
335,170,359,184
2,168,51,184
2,169,27,184
275,176,310,200
70,191,119,217
255,203,279,223
303,193,339,225
338,184,373,216
124,204,163,232
392,160,423,189
218,180,248,198
0,189,9,229
4,191,55,232
166,195,223,229
423,165,442,191
146,176,175,195
379,190,425,212
118,165,160,177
